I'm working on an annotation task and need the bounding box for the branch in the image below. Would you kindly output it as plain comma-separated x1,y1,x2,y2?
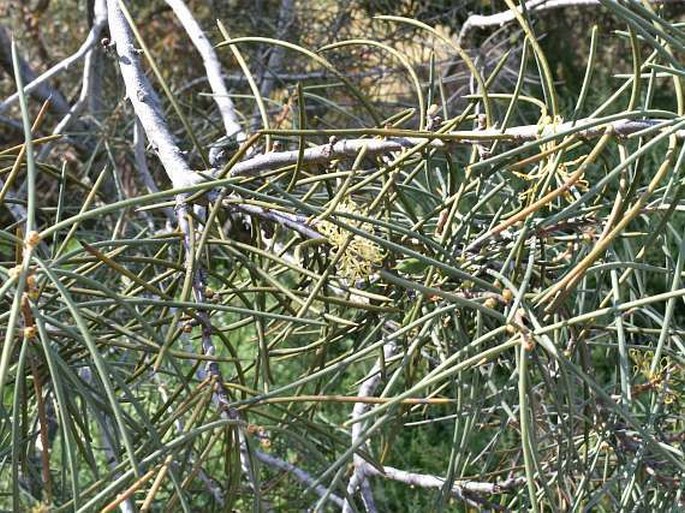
458,0,683,43
0,9,106,114
342,339,397,512
133,119,176,225
152,373,226,505
106,0,202,189
253,450,345,508
37,0,108,161
251,0,295,131
260,0,295,99
175,199,258,493
0,25,71,115
224,201,324,241
0,114,23,133
165,0,245,141
361,464,527,496
177,65,395,91
176,197,340,510
342,322,525,510
0,177,28,226
229,136,420,177
227,117,681,178
175,198,344,508
79,367,136,513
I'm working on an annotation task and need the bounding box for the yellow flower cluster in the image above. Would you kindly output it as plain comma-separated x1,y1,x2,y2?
630,349,683,405
318,200,385,282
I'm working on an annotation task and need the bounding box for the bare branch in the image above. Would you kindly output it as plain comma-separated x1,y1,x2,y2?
133,119,175,224
106,0,202,189
342,323,525,509
0,177,27,225
225,201,324,241
78,367,136,513
178,65,395,92
0,6,106,114
362,464,527,496
229,136,420,177
458,0,683,44
165,0,245,142
251,0,295,131
37,0,108,161
175,199,259,498
343,339,397,512
228,117,681,178
253,450,345,508
0,25,71,115
152,373,226,505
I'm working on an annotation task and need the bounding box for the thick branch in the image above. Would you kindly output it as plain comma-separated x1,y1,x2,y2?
106,0,202,189
229,136,419,177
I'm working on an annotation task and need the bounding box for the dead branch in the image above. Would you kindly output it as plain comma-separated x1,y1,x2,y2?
0,8,106,114
251,0,296,132
458,0,684,44
165,0,245,142
226,117,680,179
253,450,345,508
105,0,202,189
0,25,71,115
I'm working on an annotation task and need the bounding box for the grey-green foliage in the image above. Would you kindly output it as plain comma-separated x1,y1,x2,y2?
1,2,684,512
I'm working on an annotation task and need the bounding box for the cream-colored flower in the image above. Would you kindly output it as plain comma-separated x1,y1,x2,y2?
318,200,385,281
